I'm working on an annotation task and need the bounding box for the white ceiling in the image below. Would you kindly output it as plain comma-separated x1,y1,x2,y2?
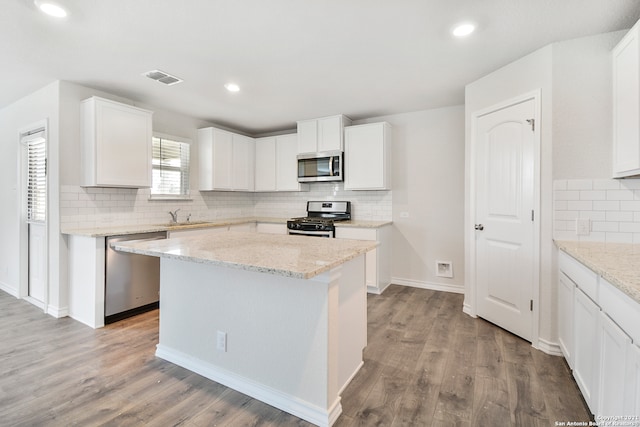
3,0,640,135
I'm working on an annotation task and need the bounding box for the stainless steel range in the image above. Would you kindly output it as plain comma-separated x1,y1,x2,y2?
287,201,351,238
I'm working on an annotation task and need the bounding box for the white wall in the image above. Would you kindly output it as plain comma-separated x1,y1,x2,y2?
465,45,554,345
465,29,630,349
354,107,466,292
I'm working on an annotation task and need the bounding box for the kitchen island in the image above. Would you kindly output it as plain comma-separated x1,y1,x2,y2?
113,232,377,427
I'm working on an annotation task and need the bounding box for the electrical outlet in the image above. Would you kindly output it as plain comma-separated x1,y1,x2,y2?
576,218,590,236
217,331,227,352
435,260,453,278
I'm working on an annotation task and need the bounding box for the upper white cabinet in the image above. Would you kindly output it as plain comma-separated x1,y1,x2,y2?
344,122,392,190
254,134,309,192
612,19,640,178
81,96,153,187
297,114,352,154
198,127,254,191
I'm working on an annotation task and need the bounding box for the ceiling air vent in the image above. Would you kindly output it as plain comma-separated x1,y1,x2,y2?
143,69,183,86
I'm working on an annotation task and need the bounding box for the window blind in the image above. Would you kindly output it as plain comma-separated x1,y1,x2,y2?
151,136,190,196
24,130,47,223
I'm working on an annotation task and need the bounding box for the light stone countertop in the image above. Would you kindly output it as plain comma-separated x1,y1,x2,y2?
112,231,378,279
555,240,640,304
61,217,392,237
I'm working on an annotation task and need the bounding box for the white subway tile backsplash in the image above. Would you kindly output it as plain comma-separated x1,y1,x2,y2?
60,183,392,230
554,179,640,242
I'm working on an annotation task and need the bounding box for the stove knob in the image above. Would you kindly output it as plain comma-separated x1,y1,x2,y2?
296,223,302,230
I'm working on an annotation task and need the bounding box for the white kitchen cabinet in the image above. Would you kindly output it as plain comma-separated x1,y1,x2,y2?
598,311,630,418
626,343,640,416
198,127,254,191
344,122,392,190
335,225,391,294
557,271,575,368
255,137,277,191
297,114,352,154
573,287,600,414
232,134,255,191
254,134,308,192
81,96,153,188
612,19,640,178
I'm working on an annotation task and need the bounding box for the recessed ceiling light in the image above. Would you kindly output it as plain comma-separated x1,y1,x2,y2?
452,22,476,37
225,83,240,92
35,1,68,18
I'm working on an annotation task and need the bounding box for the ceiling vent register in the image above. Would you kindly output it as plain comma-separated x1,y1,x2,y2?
143,70,183,86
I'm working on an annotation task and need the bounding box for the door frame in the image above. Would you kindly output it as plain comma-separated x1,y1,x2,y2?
467,90,541,347
18,119,49,311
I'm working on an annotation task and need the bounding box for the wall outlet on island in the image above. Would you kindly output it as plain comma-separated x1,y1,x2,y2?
217,331,227,352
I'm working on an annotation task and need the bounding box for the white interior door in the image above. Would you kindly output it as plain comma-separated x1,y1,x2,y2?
474,98,536,342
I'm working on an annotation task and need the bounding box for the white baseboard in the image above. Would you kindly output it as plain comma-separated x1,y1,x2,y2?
536,337,563,357
47,305,69,318
462,302,476,317
156,344,341,427
392,277,464,294
0,281,19,297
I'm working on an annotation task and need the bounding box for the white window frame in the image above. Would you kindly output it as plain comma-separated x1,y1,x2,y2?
150,132,192,200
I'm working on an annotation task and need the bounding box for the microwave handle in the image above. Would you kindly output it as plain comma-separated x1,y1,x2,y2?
329,156,334,176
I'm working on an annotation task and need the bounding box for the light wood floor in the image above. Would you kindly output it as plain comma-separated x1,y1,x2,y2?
0,285,591,426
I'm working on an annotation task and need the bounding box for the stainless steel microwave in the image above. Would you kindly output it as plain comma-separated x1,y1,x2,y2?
297,151,343,182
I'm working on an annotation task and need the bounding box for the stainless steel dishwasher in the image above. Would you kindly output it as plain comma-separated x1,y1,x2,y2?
105,231,167,323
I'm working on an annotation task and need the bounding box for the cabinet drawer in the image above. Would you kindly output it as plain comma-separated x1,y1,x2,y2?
600,277,640,344
559,251,599,302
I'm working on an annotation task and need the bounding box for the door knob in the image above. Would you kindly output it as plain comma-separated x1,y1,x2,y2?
475,224,484,231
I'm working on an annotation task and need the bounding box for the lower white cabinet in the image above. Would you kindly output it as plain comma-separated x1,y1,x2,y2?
558,271,575,367
573,287,600,412
335,225,391,294
559,249,640,418
626,343,640,415
598,311,631,417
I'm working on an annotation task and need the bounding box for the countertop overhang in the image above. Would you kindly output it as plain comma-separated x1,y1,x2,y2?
555,240,640,304
113,231,378,280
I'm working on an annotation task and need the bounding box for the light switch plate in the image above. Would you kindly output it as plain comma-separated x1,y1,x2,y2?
576,218,590,236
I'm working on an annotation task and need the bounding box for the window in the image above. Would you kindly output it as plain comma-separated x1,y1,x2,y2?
151,133,191,198
23,129,47,223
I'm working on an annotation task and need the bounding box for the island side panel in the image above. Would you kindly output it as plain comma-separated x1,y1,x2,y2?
156,257,345,425
337,255,367,393
68,235,105,328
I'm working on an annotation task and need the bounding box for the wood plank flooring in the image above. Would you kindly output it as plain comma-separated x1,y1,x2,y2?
0,285,592,426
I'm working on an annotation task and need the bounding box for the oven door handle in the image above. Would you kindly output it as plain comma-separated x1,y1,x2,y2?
288,229,333,237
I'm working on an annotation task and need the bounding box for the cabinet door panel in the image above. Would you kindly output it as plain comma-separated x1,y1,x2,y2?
255,137,277,191
558,272,574,367
297,120,317,154
318,116,342,152
626,343,640,416
276,134,301,191
232,135,254,191
574,288,600,414
598,312,630,417
345,124,385,190
213,130,233,189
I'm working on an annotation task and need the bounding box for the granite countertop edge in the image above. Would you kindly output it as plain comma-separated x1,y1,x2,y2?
113,233,378,279
554,240,640,304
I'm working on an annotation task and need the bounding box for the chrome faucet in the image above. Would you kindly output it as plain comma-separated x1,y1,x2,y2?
168,208,181,224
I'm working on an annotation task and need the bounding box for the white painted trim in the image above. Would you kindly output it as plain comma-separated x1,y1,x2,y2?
468,89,542,348
23,295,45,310
0,281,19,297
536,337,563,357
338,360,364,396
156,344,341,427
462,302,476,318
392,277,464,294
47,304,68,319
